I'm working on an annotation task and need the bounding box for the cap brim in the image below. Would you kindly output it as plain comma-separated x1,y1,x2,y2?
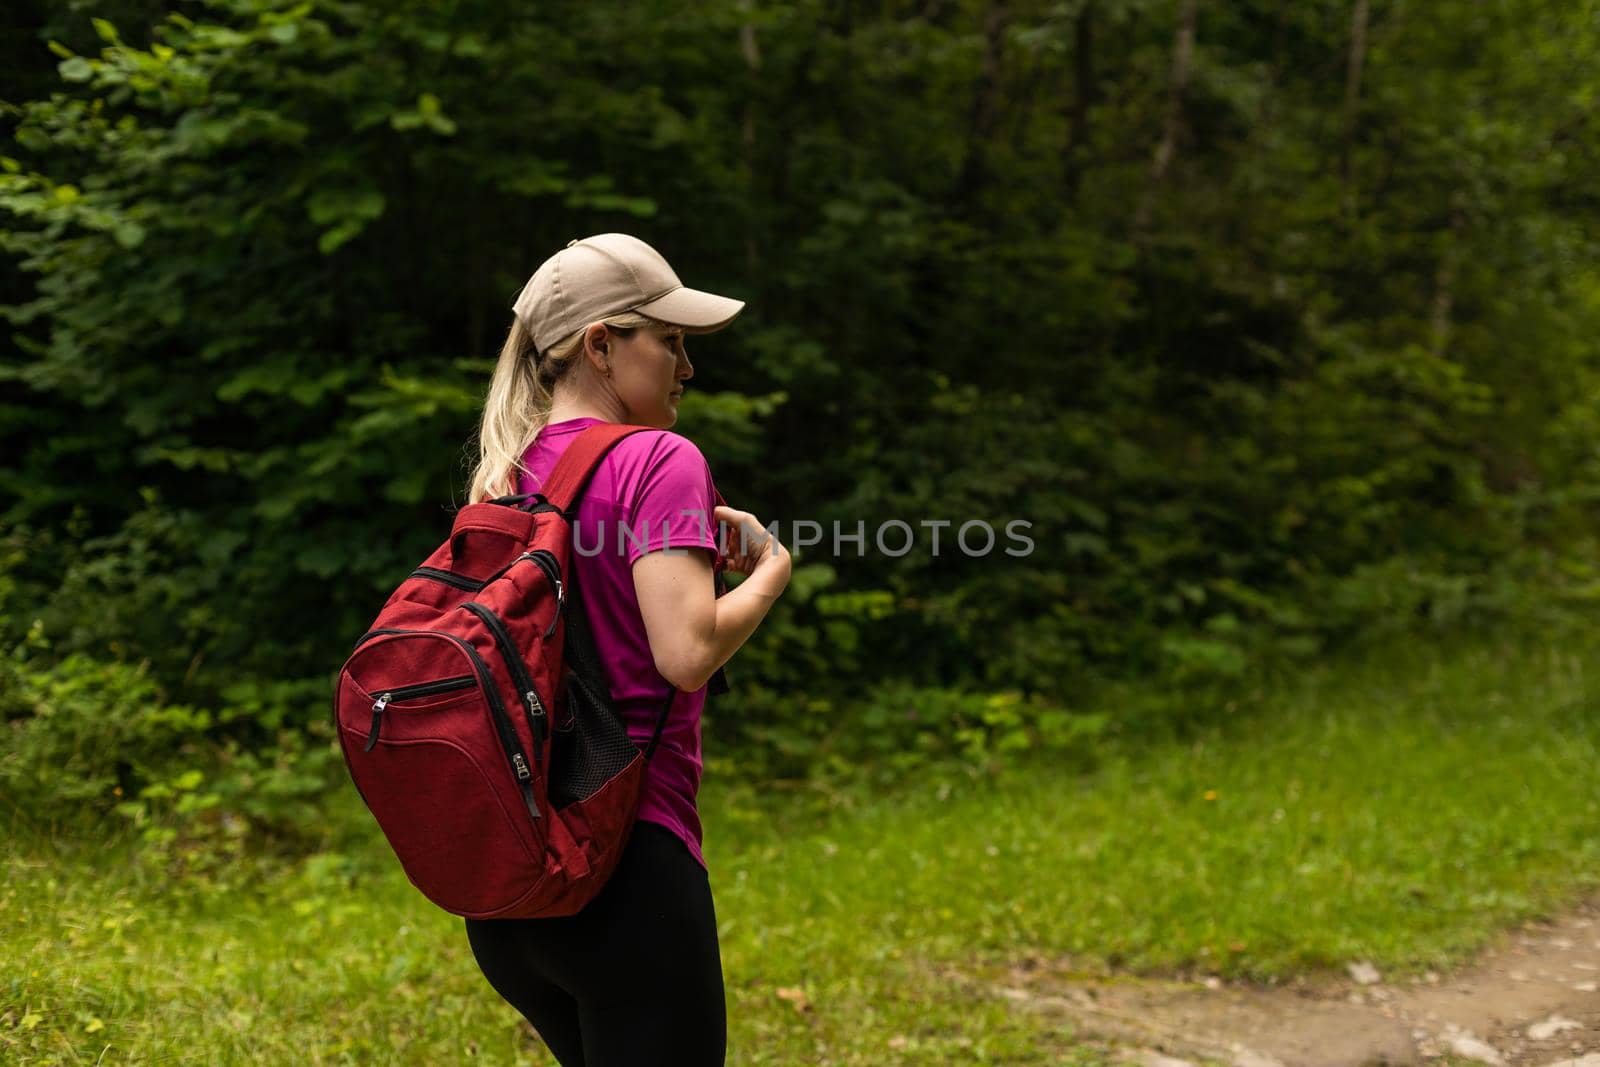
633,286,746,334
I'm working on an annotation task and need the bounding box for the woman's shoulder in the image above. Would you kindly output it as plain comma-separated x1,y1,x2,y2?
608,426,710,472
595,429,714,525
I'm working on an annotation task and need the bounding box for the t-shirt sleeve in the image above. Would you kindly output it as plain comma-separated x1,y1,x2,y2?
623,433,719,568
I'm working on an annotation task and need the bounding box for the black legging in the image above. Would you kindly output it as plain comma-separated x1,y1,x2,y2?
463,820,727,1066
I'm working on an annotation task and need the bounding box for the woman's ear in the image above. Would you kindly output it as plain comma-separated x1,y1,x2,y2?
582,322,612,376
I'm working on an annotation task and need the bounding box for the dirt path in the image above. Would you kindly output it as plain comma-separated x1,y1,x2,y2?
944,896,1600,1066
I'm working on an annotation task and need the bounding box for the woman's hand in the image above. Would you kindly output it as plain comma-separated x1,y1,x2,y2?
714,505,790,584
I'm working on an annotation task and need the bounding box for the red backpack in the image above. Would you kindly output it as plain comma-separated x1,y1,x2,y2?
333,422,727,918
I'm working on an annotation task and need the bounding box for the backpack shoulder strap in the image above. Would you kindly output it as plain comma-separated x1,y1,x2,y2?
538,422,655,517
542,420,735,703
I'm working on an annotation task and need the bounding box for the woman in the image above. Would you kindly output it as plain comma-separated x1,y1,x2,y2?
460,234,791,1066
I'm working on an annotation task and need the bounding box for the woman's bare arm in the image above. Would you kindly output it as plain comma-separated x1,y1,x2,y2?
632,507,790,691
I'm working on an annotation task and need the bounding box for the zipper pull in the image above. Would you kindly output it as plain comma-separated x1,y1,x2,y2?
365,694,391,752
525,690,548,764
483,551,538,588
512,751,541,817
542,577,566,639
520,779,541,820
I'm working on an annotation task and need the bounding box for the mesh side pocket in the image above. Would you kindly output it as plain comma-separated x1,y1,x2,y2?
546,569,641,811
548,667,640,810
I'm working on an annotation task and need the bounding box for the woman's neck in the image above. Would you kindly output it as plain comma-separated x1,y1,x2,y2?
537,399,611,425
544,408,608,424
545,388,622,425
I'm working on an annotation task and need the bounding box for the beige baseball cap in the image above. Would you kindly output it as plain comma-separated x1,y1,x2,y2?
511,233,746,352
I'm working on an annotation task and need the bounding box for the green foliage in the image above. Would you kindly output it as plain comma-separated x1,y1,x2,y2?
717,669,1109,790
0,631,338,858
0,645,210,817
3,0,1600,843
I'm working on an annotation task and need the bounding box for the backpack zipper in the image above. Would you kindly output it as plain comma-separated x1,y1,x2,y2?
406,550,543,592
526,550,566,638
459,602,549,769
353,627,415,651
363,675,475,752
408,566,486,592
344,626,540,821
400,552,564,637
468,549,566,638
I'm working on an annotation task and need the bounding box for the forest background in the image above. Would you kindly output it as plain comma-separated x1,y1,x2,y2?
3,0,1599,870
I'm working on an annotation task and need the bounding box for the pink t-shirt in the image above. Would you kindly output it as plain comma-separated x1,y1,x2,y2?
518,417,719,871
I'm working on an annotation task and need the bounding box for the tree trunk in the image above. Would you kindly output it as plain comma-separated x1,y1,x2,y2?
467,217,488,359
740,9,762,275
1430,187,1469,356
1134,0,1198,235
1341,0,1370,222
1260,0,1288,126
1063,1,1096,201
953,0,1009,212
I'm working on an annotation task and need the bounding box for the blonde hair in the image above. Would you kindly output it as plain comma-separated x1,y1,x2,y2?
463,310,662,505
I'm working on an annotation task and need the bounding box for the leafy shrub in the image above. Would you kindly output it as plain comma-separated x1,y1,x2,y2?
0,642,212,820
715,676,1109,789
0,632,347,870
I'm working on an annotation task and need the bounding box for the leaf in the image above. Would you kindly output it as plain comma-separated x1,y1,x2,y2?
14,127,50,152
305,185,386,253
305,186,385,227
113,222,146,250
774,986,812,1013
216,356,302,403
390,93,458,136
565,190,655,217
58,57,94,83
318,222,360,255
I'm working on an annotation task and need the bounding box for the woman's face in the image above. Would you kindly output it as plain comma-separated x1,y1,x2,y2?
609,324,692,429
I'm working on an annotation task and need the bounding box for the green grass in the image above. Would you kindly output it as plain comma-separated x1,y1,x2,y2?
5,625,1600,1063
